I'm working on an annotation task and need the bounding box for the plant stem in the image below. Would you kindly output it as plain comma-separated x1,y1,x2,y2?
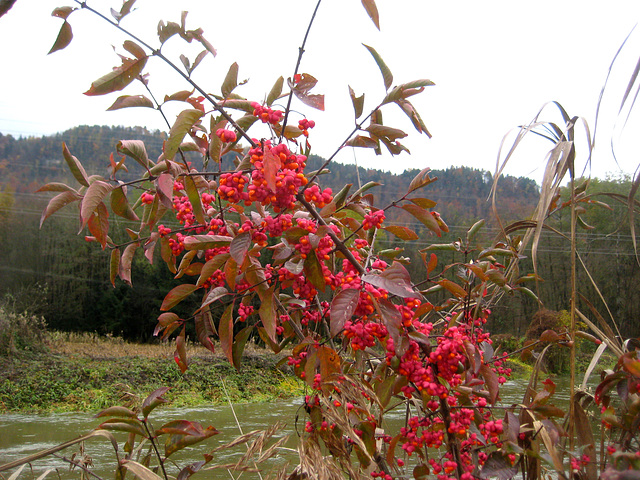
143,421,169,480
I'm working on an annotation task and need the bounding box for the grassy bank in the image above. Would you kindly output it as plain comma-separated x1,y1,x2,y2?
0,331,305,413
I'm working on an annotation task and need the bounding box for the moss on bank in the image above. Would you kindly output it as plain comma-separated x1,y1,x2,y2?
0,350,305,413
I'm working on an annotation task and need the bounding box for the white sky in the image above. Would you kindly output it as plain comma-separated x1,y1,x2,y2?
2,0,640,184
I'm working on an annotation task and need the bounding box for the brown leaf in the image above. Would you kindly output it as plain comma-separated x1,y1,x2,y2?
48,20,72,54
360,0,380,30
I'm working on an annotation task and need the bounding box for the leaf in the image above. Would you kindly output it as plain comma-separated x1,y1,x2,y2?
221,62,238,97
407,167,436,194
84,54,147,96
80,180,113,229
196,254,229,287
409,197,437,209
158,20,182,44
195,309,216,354
303,250,326,293
362,261,420,299
62,142,90,187
109,248,120,287
402,204,441,236
479,364,499,405
363,44,393,90
98,418,147,437
348,85,365,119
107,94,154,111
263,145,280,193
540,329,562,343
174,326,188,372
366,123,407,142
164,109,204,161
230,232,251,265
184,235,232,251
219,303,235,366
232,325,253,368
259,286,277,344
110,185,139,221
317,346,341,393
157,420,219,457
119,243,137,285
123,40,145,60
161,284,199,311
36,182,77,193
121,460,164,480
330,288,360,336
87,201,109,249
345,135,378,149
95,405,138,419
383,225,418,241
197,286,228,312
52,6,75,19
479,451,518,480
267,76,284,106
40,191,81,227
48,20,72,54
183,175,206,225
288,73,325,111
360,0,380,30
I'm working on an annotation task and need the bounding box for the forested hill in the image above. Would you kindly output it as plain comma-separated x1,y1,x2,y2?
0,125,539,227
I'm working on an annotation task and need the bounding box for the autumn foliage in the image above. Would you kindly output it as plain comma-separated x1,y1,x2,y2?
26,1,640,480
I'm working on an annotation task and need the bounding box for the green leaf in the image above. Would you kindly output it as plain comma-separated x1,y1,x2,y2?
80,180,113,229
221,62,238,97
116,140,149,170
165,109,204,161
303,250,326,293
363,44,393,90
466,218,485,241
62,142,90,187
161,284,199,311
84,54,147,96
360,0,380,30
107,94,154,111
40,191,81,227
48,20,72,54
110,185,139,221
267,76,284,106
183,175,206,225
408,197,437,209
330,288,360,336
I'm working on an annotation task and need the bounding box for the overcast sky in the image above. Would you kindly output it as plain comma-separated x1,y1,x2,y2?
2,1,640,184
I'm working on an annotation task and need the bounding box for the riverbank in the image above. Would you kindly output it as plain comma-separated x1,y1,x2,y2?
1,331,535,414
0,332,305,413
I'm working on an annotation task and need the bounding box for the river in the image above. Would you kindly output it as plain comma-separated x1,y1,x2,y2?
0,376,590,479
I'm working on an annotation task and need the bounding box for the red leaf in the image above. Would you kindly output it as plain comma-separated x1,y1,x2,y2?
110,248,120,287
110,184,139,221
258,286,277,344
174,327,188,373
362,261,420,299
119,243,138,286
383,225,419,241
289,73,325,111
407,167,437,194
49,20,73,54
142,387,170,419
80,180,113,229
360,0,380,30
263,146,279,193
402,204,441,236
195,309,216,354
40,190,81,227
87,201,109,249
479,364,499,405
161,284,199,311
219,303,235,367
230,232,251,265
183,235,232,251
62,142,90,187
330,288,360,336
